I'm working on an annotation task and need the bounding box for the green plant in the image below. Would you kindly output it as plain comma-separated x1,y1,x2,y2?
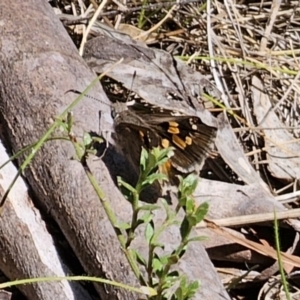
62,113,208,299
274,210,291,300
115,146,209,299
0,80,208,299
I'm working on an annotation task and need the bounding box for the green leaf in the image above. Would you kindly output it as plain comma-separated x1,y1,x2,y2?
157,254,169,265
179,275,187,287
178,246,187,259
161,197,176,221
168,254,179,264
57,118,68,132
152,257,163,272
142,173,168,186
188,280,200,292
150,241,165,250
137,204,160,212
147,149,157,165
83,132,93,147
180,218,190,241
132,249,147,267
136,147,175,193
175,276,188,300
186,236,208,243
135,218,145,228
66,111,73,133
92,136,104,144
185,280,200,298
135,211,155,228
179,174,198,197
153,147,173,160
117,177,136,194
114,221,131,230
175,286,183,300
186,214,198,227
137,211,153,224
140,147,148,171
163,271,180,288
145,222,154,243
195,202,209,223
185,197,194,214
139,285,157,297
141,149,157,176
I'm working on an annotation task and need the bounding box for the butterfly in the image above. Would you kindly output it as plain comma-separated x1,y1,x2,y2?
101,76,217,181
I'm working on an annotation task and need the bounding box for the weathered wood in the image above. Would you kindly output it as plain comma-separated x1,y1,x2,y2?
0,1,138,299
0,141,93,300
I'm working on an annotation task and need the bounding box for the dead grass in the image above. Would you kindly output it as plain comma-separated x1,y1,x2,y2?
53,0,300,299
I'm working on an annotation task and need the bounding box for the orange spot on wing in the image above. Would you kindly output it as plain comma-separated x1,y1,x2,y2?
185,136,192,145
139,130,144,138
168,121,179,127
159,160,172,178
161,138,170,148
172,134,187,149
167,122,180,134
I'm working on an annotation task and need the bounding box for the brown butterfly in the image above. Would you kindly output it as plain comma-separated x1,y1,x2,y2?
102,76,217,181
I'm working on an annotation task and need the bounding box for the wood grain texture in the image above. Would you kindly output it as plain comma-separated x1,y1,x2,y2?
0,1,137,299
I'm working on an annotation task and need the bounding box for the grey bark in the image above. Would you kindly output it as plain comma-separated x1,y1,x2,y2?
0,1,137,299
0,140,93,300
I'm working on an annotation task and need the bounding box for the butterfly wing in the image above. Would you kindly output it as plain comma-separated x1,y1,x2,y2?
109,84,217,176
130,104,217,173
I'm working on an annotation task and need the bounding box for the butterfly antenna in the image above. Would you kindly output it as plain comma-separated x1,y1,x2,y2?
65,89,110,107
131,71,137,91
125,71,137,103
